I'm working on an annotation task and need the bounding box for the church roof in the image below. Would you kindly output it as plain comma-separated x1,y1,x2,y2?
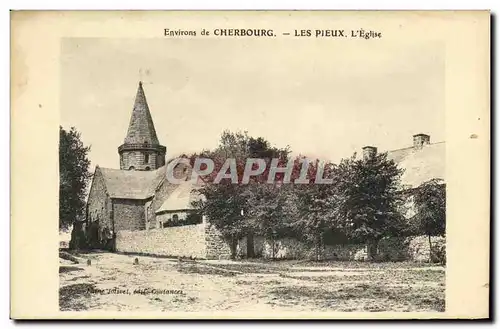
387,142,445,189
123,82,160,145
99,166,166,199
156,178,204,213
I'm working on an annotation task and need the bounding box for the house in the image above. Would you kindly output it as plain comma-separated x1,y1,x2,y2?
361,133,445,221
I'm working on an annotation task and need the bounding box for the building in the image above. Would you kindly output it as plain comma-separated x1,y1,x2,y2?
361,134,445,228
84,81,445,260
362,133,445,190
85,82,205,250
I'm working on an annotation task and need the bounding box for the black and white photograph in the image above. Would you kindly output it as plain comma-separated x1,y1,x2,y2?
59,35,447,313
10,10,490,319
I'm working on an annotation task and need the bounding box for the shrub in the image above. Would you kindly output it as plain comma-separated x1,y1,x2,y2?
431,239,446,265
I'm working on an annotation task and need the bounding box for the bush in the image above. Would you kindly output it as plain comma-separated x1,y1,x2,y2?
431,239,446,265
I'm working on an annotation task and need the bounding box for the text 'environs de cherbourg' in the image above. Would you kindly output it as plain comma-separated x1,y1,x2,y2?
163,28,382,39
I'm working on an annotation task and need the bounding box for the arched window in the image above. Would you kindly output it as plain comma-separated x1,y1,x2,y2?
144,153,149,164
145,166,151,171
129,166,135,171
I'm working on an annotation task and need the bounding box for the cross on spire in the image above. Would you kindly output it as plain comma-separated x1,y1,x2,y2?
138,68,153,85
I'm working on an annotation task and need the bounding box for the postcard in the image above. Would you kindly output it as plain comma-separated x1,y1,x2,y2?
10,10,490,319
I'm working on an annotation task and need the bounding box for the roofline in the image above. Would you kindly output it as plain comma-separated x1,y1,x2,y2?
110,195,154,201
388,141,446,154
156,208,193,215
86,166,110,203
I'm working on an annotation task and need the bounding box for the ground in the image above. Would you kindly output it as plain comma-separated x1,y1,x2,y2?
60,251,445,313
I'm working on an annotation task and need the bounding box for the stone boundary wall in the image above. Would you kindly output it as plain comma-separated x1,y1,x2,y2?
257,238,367,261
115,222,445,262
204,224,232,260
116,224,207,258
236,235,446,262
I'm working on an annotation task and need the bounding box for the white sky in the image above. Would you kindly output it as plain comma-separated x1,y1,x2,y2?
60,37,444,170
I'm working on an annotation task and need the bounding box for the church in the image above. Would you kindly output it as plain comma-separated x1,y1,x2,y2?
85,82,204,251
83,81,445,260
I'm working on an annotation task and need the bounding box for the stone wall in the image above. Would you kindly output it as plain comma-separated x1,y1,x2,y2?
378,237,411,261
324,244,368,261
205,224,232,260
86,168,113,248
235,235,445,262
253,238,366,261
236,236,265,258
120,150,163,171
261,238,309,259
86,168,112,229
407,235,446,262
113,198,147,231
116,223,207,258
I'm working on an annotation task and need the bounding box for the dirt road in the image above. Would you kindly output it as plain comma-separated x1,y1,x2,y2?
60,251,445,313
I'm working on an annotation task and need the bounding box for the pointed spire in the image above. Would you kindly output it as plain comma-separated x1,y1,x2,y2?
124,81,160,145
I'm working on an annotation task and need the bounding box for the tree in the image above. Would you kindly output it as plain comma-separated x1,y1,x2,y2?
413,178,446,262
191,130,290,259
335,153,406,260
291,159,339,260
243,182,298,258
59,126,92,230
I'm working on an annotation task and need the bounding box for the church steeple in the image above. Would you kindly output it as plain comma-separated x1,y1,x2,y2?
124,81,160,145
118,82,166,171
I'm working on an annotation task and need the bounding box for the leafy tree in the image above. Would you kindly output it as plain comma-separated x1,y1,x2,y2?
291,159,339,260
191,130,290,259
59,126,92,230
413,178,446,262
243,182,299,258
335,153,406,260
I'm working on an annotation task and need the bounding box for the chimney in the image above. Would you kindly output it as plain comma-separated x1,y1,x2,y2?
362,146,377,160
413,134,430,149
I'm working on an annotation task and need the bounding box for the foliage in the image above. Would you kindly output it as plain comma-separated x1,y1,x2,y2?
59,126,92,230
334,153,407,247
413,179,446,237
291,161,338,249
431,239,446,265
413,179,446,262
190,130,291,258
191,130,411,261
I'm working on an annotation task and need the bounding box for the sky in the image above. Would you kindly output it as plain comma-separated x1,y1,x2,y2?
60,37,445,170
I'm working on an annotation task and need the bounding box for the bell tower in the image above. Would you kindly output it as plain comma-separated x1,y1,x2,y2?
118,82,166,171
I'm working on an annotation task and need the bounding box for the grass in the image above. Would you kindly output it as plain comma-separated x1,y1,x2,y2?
297,260,443,269
59,283,95,311
176,263,238,277
59,251,81,264
59,266,84,274
200,259,445,312
269,282,445,312
280,268,443,283
67,275,91,282
210,263,278,274
60,252,445,312
177,259,445,312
